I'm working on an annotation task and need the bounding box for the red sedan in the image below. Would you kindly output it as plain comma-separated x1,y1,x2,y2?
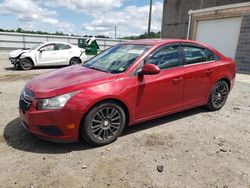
19,39,236,146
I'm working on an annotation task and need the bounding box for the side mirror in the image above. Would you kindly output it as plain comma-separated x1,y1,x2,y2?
140,63,160,75
39,49,45,53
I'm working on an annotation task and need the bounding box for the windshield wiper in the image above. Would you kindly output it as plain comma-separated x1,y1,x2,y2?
87,66,111,73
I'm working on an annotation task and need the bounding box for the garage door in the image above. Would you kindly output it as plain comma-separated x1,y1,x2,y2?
195,17,242,59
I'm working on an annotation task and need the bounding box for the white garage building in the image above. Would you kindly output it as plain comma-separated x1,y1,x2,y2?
187,2,250,72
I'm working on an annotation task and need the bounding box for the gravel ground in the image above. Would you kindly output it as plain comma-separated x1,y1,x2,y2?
0,50,250,188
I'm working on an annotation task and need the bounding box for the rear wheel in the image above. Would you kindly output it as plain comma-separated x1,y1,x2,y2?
81,101,126,146
206,80,229,111
19,58,33,70
69,57,81,65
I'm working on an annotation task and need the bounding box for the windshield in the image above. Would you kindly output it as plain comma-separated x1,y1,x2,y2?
83,44,151,74
31,43,44,50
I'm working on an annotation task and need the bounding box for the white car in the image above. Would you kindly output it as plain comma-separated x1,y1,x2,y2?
9,42,88,70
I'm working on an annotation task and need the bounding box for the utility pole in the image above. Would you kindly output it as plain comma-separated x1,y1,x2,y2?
148,0,153,38
114,26,117,39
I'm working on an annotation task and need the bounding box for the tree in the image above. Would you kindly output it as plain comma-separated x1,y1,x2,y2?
122,31,161,40
16,28,23,33
0,27,110,38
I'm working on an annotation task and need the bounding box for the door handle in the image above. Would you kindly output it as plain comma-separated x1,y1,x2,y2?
173,77,183,84
206,69,214,75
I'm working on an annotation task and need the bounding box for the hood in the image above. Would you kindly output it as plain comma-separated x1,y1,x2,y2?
9,49,31,58
26,65,117,98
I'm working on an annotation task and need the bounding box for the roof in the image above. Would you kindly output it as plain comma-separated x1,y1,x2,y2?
43,41,72,45
122,38,223,57
124,38,202,46
124,39,171,46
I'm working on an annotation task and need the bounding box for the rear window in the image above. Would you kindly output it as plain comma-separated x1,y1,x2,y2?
206,49,220,61
183,45,220,65
183,46,206,64
56,44,71,50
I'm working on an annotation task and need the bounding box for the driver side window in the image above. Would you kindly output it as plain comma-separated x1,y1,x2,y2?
145,45,180,70
40,44,55,51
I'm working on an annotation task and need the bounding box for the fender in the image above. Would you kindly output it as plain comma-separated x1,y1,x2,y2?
20,51,37,65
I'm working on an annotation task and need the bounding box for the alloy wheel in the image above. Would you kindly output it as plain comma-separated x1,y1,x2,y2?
90,106,122,141
20,59,32,70
212,81,228,109
70,58,80,65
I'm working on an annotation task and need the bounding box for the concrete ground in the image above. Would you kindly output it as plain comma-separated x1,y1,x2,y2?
0,50,250,188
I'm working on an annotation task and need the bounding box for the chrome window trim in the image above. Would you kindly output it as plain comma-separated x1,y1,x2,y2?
183,60,216,67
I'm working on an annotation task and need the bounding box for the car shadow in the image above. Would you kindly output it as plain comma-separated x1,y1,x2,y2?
3,107,209,154
4,67,17,71
122,107,208,136
3,118,92,154
4,65,67,71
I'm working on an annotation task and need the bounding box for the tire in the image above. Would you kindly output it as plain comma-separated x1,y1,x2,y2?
81,101,126,146
69,57,81,65
206,80,229,111
19,58,33,70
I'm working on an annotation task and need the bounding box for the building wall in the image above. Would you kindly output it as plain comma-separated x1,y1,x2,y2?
235,15,250,72
162,0,250,39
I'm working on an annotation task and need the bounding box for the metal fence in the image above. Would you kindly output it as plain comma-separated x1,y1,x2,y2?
0,32,128,51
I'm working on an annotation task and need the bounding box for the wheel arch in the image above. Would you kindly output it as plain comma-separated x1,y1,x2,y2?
216,77,231,90
20,57,35,65
78,98,130,139
18,57,35,70
206,77,231,111
206,76,231,103
69,56,82,64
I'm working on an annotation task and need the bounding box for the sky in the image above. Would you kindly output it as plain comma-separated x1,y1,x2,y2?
0,0,163,38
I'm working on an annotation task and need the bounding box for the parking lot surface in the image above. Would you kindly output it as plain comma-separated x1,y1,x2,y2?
0,50,250,188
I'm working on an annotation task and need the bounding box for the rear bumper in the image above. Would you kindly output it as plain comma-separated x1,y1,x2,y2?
230,77,235,91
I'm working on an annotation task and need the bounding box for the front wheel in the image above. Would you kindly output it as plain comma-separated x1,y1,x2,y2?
81,102,126,146
19,58,33,70
206,80,229,111
69,57,81,65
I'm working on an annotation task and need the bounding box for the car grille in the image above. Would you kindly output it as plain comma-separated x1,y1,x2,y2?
19,88,35,112
19,97,31,112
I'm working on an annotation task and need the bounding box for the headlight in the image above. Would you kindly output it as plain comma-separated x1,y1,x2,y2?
37,92,76,110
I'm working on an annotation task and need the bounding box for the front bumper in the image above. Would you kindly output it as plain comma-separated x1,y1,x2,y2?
19,99,83,143
9,57,20,66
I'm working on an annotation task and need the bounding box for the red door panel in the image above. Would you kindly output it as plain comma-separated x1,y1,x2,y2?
182,62,216,107
135,67,184,120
